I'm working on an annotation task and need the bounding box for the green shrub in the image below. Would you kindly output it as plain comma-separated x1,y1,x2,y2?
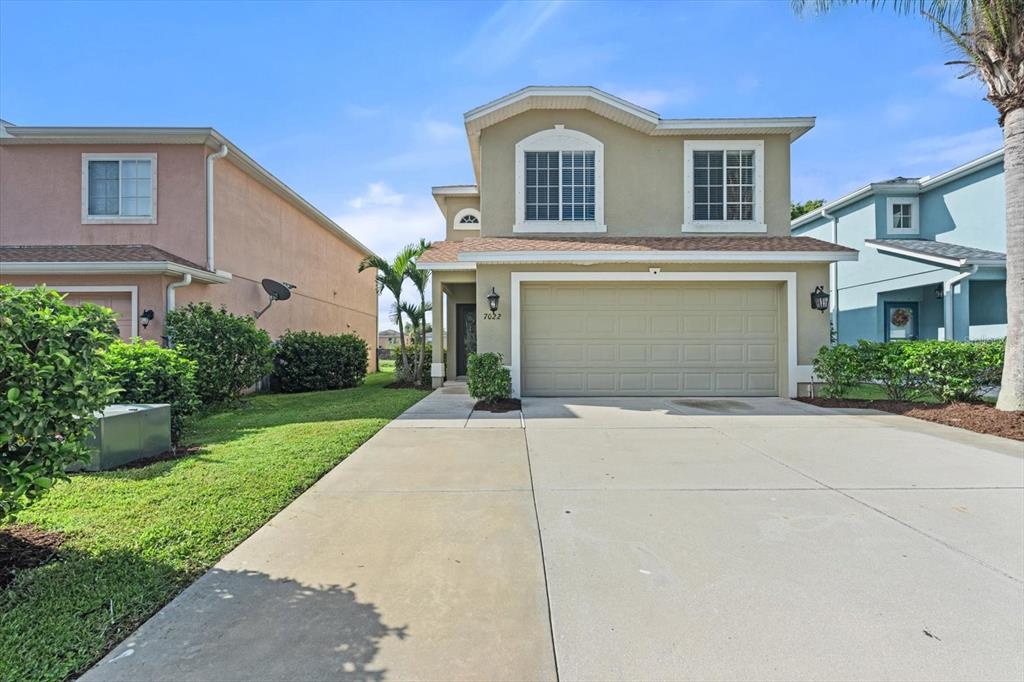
467,352,511,403
273,330,369,393
0,285,118,519
811,344,864,398
903,339,1004,402
104,340,199,443
165,302,273,405
857,340,926,402
396,343,433,386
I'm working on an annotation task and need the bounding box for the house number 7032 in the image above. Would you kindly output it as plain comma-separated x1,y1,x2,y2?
483,312,502,320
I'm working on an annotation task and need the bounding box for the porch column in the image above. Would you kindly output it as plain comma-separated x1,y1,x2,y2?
431,275,444,388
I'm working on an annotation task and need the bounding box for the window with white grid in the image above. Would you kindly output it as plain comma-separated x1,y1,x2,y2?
525,151,594,222
892,202,912,229
82,154,157,223
885,197,919,235
692,149,754,222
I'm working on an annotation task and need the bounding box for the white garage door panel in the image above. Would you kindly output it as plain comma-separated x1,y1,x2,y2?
521,282,781,397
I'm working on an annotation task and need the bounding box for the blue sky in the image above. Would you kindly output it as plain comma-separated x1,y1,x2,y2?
0,0,1001,324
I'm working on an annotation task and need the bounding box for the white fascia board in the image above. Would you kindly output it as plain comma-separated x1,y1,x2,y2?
416,261,477,271
464,86,661,125
0,261,233,283
864,241,964,268
790,185,875,230
458,250,858,264
656,117,816,140
919,149,1003,190
431,185,479,196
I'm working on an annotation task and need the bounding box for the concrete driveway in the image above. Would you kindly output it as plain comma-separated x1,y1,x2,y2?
86,385,1024,681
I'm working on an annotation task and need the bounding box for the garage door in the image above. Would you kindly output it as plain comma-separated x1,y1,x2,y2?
63,292,133,339
521,282,781,397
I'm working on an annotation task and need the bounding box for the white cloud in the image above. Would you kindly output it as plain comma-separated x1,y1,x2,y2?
903,127,1003,167
614,88,671,110
913,63,986,99
347,182,405,209
883,101,917,125
422,119,462,143
333,190,446,329
604,84,697,112
456,0,565,72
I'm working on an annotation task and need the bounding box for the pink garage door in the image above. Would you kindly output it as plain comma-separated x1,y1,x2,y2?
62,291,134,339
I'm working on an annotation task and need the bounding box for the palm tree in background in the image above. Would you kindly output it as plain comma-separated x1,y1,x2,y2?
358,244,419,377
793,0,1023,410
403,239,433,386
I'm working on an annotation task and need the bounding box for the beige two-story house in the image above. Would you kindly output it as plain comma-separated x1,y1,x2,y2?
0,121,378,357
420,87,857,397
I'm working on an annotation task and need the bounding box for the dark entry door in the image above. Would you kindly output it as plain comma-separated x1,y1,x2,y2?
456,304,477,376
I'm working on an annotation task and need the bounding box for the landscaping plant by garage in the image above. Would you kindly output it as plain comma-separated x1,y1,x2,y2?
0,285,118,519
104,340,200,444
165,302,274,405
467,352,517,411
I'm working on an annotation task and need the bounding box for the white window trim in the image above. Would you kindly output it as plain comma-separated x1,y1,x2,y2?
18,285,139,338
514,126,605,233
509,271,798,399
683,139,766,234
885,196,920,235
453,207,482,231
81,153,158,225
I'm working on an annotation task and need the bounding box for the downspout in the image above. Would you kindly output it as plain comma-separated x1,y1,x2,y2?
942,265,977,341
206,144,229,272
165,273,192,346
821,207,839,342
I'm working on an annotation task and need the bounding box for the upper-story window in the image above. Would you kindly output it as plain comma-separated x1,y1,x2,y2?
514,126,605,233
81,153,157,224
885,197,919,235
453,207,481,230
683,140,765,233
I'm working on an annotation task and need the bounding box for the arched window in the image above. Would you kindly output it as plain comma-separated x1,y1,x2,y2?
453,208,481,230
514,126,605,233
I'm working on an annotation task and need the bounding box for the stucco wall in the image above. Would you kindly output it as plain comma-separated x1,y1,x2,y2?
478,109,793,238
0,144,208,265
442,195,482,241
175,159,378,346
472,262,831,379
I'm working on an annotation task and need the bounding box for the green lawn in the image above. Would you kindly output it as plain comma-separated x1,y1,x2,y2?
0,371,427,682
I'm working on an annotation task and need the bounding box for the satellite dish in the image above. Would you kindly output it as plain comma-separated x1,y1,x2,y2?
254,278,296,318
262,278,292,301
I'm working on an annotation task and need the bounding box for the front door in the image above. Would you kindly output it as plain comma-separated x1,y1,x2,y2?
884,302,919,341
456,304,477,376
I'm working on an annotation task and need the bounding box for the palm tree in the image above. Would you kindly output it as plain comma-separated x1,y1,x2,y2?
358,245,419,376
404,239,433,386
793,0,1023,411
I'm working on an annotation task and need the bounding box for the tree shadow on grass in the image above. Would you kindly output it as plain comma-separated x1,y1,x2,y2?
85,567,408,682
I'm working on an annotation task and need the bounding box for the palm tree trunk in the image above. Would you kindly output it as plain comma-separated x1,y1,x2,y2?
997,107,1024,411
394,305,409,376
417,292,428,387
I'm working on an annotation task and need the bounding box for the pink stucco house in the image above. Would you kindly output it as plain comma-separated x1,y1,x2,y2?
0,120,378,356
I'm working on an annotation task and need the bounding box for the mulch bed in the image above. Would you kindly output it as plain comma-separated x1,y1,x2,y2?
1,524,66,589
799,397,1024,442
474,398,522,413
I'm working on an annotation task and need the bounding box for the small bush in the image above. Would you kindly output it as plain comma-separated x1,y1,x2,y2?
903,339,1004,402
396,343,433,386
0,285,118,519
467,352,511,403
165,302,274,405
857,341,926,402
812,344,864,398
273,330,369,393
104,340,199,443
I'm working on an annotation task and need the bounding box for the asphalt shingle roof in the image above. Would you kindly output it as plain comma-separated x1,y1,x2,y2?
420,236,856,263
866,239,1005,265
0,244,209,271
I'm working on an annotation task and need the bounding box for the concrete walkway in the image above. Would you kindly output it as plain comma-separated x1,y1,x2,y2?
86,385,1024,681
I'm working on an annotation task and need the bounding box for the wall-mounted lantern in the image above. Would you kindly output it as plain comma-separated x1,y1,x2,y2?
139,309,155,329
810,286,830,313
486,287,500,312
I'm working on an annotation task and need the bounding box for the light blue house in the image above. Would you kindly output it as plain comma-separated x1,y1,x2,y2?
792,150,1007,344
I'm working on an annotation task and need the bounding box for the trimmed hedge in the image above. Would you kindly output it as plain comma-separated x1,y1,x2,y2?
273,330,369,393
104,340,199,443
165,302,274,405
813,339,1004,402
0,285,118,519
467,352,511,403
